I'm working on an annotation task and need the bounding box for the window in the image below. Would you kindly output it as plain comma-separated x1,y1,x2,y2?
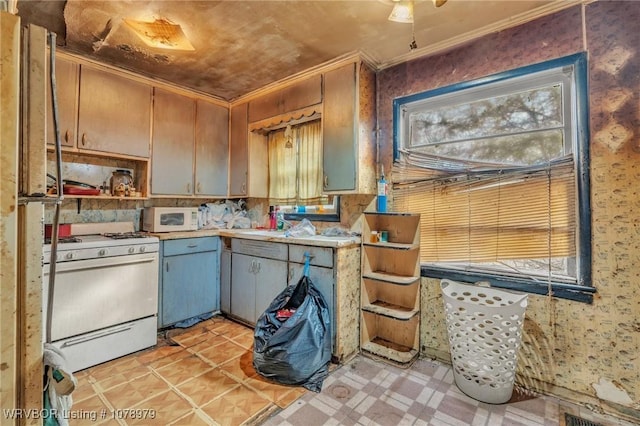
392,53,592,302
267,119,339,221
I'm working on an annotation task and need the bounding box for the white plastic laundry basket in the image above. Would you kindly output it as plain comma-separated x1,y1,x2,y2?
441,279,528,404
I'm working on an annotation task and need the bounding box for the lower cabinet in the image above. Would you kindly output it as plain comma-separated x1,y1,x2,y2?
230,252,287,324
158,237,220,328
228,239,288,325
223,238,338,356
288,244,335,353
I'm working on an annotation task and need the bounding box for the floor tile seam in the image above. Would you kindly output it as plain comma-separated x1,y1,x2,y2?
150,346,216,368
240,375,304,405
107,369,193,412
196,383,274,422
153,362,218,388
89,365,155,394
188,348,229,370
194,348,246,367
175,380,244,413
240,403,282,426
217,364,260,386
167,407,218,426
92,389,127,426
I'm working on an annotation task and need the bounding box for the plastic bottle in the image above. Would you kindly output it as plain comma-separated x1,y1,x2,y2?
269,206,277,230
377,165,387,212
276,206,285,230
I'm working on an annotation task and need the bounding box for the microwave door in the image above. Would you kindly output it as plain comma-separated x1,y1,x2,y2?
161,213,185,226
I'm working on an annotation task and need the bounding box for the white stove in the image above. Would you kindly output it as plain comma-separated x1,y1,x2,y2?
43,222,160,372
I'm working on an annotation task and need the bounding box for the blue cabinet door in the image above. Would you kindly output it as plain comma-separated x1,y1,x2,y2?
161,249,219,327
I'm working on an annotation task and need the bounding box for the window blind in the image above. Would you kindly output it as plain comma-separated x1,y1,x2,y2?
392,156,575,263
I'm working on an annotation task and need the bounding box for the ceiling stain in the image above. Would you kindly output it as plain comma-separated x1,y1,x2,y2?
15,0,579,101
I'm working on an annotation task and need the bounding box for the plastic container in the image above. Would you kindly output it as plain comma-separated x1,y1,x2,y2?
377,166,387,213
441,279,528,404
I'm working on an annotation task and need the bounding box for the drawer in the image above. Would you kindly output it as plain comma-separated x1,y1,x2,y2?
163,237,219,256
289,245,333,268
231,238,288,261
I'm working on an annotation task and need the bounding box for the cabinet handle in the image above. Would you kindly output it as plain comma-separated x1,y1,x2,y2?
196,182,201,193
166,261,169,272
255,261,261,273
323,175,328,188
81,133,87,146
186,183,191,193
64,129,70,143
187,244,198,248
241,182,246,194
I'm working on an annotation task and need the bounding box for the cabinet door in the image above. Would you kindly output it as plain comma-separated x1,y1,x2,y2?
77,67,151,157
151,88,195,195
254,257,288,321
229,102,248,196
289,264,335,351
248,75,322,122
220,246,231,314
195,100,229,196
161,250,218,327
230,253,257,323
323,63,357,192
46,56,77,147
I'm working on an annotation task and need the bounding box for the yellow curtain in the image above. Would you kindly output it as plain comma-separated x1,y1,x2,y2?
296,120,323,204
268,128,296,203
268,119,322,204
393,159,576,263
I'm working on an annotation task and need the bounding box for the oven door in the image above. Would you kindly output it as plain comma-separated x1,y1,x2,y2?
43,252,159,341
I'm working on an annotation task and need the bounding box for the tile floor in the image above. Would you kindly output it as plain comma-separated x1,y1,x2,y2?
70,316,635,426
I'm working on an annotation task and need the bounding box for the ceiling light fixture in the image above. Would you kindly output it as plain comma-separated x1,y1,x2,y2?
388,1,414,23
124,18,195,51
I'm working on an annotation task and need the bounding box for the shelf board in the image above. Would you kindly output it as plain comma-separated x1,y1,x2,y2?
362,271,419,285
361,339,418,365
60,195,147,200
362,241,419,250
361,302,418,320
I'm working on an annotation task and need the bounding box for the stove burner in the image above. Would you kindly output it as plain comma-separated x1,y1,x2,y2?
44,236,82,244
103,232,150,240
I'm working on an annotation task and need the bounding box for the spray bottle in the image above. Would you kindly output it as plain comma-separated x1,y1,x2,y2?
377,164,387,213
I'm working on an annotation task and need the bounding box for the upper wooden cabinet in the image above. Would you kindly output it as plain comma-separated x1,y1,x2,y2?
151,88,195,195
195,99,229,197
322,61,376,194
248,75,322,122
46,56,78,148
151,91,229,197
78,67,152,158
229,102,249,197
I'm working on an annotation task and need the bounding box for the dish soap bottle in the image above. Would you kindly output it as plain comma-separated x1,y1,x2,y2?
377,165,387,212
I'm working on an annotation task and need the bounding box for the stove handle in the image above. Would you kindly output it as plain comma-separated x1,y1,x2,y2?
59,324,133,347
48,255,157,273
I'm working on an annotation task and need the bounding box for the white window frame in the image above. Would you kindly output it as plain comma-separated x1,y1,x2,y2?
392,53,593,302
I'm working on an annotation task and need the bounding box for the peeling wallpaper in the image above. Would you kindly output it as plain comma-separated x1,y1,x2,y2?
378,2,639,421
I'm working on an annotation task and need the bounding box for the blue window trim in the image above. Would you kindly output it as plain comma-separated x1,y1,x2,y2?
392,53,593,303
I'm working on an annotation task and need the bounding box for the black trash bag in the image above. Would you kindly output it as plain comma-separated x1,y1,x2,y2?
253,274,332,393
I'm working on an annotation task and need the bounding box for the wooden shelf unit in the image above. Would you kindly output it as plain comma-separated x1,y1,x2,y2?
360,212,421,366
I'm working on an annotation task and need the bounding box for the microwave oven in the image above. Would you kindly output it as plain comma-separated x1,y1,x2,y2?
143,207,198,232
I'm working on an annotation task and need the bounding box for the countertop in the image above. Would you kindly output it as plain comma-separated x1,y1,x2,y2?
148,228,361,248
